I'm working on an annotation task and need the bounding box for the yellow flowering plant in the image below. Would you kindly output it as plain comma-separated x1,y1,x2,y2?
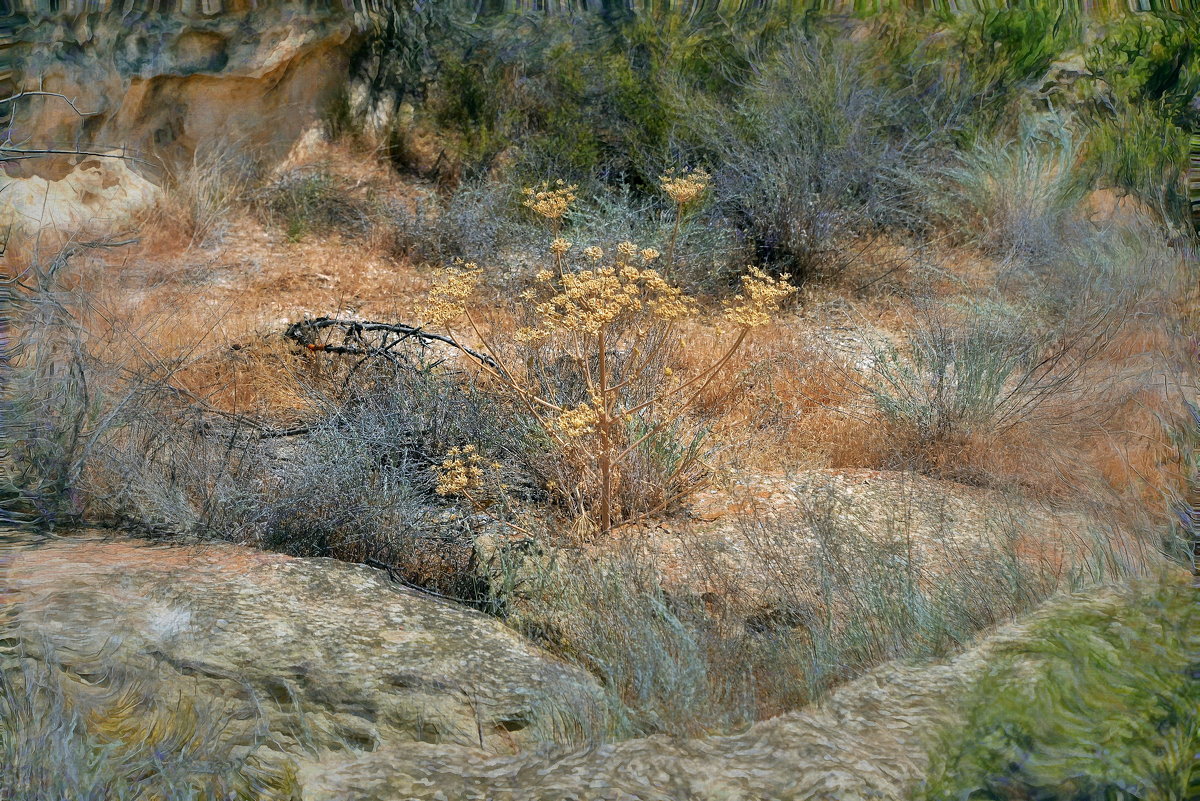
425,177,793,538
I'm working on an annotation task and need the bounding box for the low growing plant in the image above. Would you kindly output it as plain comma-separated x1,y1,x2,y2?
920,577,1200,800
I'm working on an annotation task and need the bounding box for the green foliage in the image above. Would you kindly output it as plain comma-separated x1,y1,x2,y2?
1086,98,1190,227
976,6,1080,87
921,578,1200,800
1088,14,1200,112
1081,15,1199,225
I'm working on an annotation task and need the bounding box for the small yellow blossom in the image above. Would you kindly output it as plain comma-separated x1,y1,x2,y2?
640,248,660,262
616,241,638,259
583,246,604,262
550,238,572,256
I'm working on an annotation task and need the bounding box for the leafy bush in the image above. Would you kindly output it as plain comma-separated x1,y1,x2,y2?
1085,103,1190,227
386,178,741,293
1080,14,1198,226
920,577,1200,800
1087,14,1200,111
960,6,1081,98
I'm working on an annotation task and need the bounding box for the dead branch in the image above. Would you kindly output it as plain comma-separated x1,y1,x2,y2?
0,90,99,118
284,316,501,372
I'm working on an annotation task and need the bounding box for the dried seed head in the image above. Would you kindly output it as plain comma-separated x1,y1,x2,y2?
426,259,483,328
522,181,577,221
550,238,572,256
723,267,795,328
659,167,710,206
434,445,489,496
555,402,599,438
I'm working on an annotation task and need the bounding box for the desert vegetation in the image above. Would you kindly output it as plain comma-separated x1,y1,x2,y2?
2,2,1199,798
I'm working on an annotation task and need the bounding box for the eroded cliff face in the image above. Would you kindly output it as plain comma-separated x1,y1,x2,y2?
1,1,362,239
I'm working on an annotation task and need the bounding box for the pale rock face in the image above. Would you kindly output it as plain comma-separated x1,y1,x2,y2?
1,2,360,239
0,531,1161,800
0,152,161,236
2,534,608,760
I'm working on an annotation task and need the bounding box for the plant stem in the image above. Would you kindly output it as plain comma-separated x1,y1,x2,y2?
666,202,683,276
597,327,611,536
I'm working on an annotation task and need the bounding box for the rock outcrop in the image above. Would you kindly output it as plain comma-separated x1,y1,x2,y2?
7,2,358,167
1,533,608,757
2,1,361,239
1,531,1174,800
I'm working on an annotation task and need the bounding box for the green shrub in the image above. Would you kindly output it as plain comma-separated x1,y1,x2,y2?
920,577,1200,800
1081,14,1199,226
970,5,1081,92
1087,14,1200,111
1085,103,1190,226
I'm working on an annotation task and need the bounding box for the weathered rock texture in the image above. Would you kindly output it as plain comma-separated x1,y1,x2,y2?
2,2,361,237
0,531,1165,800
1,534,607,756
8,2,358,167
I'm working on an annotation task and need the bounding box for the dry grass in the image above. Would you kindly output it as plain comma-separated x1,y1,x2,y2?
14,131,1189,539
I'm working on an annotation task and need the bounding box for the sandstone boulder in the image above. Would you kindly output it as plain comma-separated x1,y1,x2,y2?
1,533,607,757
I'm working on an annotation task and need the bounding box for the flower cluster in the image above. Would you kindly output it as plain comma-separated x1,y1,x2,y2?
434,445,499,497
427,259,482,328
523,261,693,338
522,180,577,222
659,168,710,206
554,402,600,438
723,267,795,328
